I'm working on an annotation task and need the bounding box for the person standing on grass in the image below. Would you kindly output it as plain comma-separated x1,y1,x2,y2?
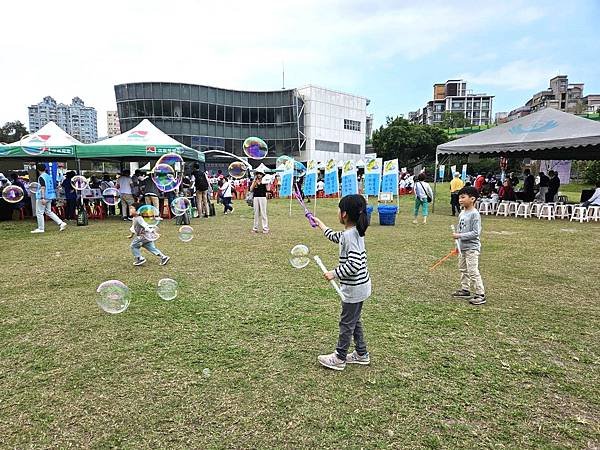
192,163,210,218
413,173,433,224
31,164,67,234
536,171,549,201
450,172,464,216
451,186,485,306
219,176,234,215
61,171,77,220
313,194,371,371
116,169,134,220
546,170,560,202
250,168,269,234
522,168,535,202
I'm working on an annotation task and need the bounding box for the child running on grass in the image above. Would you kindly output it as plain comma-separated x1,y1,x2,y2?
313,194,372,371
128,202,170,266
451,186,486,305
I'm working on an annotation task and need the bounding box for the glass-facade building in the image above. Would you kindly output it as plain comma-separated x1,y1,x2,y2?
115,82,303,160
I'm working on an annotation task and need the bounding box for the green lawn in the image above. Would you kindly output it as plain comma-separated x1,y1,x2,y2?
1,185,599,449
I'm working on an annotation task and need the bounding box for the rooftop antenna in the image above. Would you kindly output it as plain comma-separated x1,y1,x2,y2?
282,61,285,90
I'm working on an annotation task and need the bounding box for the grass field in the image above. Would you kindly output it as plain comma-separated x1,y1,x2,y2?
1,184,599,449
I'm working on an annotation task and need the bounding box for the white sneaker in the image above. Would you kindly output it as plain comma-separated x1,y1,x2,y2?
59,222,67,231
31,229,45,234
317,352,346,371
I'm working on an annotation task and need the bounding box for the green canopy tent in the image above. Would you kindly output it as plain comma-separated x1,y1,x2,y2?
0,121,82,161
77,119,204,163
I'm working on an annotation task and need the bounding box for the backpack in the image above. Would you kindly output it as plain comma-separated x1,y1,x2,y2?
194,171,209,191
77,206,88,226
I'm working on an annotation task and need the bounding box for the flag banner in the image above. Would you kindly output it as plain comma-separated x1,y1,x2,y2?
341,160,358,197
381,159,399,195
279,159,294,197
303,160,318,196
438,164,445,181
324,159,339,195
461,164,468,182
450,165,457,176
364,157,382,196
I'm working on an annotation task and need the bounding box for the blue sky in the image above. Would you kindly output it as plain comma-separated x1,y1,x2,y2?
1,0,599,134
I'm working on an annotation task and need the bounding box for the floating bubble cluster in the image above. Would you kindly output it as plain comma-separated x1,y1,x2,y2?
243,137,268,160
96,280,131,314
170,197,191,216
102,187,120,206
228,161,247,179
290,244,310,269
28,182,40,194
2,185,24,203
157,278,178,301
178,225,194,242
71,175,89,191
137,204,161,226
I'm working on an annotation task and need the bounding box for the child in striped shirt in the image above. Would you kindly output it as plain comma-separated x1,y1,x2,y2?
313,194,372,371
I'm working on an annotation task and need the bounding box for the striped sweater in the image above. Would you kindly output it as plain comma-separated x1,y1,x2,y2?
324,227,372,303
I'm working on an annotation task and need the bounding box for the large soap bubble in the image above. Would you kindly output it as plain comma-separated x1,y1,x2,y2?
157,278,178,301
102,187,120,206
290,244,310,269
96,280,131,314
243,137,268,160
151,163,180,192
178,225,194,242
276,155,294,171
2,185,24,203
28,182,40,195
71,175,89,191
156,153,184,170
170,197,191,217
228,161,247,179
137,204,161,226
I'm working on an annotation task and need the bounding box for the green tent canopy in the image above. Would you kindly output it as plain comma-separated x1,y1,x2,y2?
77,119,204,162
0,121,81,160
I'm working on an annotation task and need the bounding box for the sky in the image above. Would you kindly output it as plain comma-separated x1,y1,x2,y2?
1,0,599,136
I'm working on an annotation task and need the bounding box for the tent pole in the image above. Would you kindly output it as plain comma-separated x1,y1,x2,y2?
432,152,439,214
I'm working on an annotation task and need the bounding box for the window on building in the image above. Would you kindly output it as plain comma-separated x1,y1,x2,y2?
473,102,480,108
452,102,464,109
473,111,480,118
482,101,489,108
344,119,361,131
315,139,339,152
343,143,361,154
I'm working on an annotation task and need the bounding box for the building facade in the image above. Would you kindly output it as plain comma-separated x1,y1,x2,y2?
409,79,494,126
114,82,369,164
504,75,600,121
28,96,98,143
107,111,121,137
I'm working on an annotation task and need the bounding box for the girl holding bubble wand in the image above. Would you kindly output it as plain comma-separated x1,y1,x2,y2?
312,194,372,371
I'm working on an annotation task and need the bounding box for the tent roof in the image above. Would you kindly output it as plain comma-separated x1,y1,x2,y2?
0,121,81,159
437,108,600,160
78,119,204,162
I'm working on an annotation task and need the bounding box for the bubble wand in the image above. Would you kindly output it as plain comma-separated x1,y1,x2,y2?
313,255,345,301
429,225,460,271
293,183,318,228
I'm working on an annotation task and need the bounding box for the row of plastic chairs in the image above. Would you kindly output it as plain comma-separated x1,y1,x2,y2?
479,200,600,222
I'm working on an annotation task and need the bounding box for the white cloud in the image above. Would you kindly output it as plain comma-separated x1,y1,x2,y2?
459,60,562,91
0,0,547,134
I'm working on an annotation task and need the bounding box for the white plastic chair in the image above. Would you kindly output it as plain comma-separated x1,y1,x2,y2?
587,206,600,222
571,206,588,223
554,204,572,219
515,202,531,218
495,202,510,217
538,204,555,220
478,202,494,216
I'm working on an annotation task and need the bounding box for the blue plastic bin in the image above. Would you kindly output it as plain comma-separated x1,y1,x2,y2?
377,205,398,226
366,205,373,224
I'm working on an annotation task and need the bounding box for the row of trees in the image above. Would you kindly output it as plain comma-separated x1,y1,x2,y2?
371,112,469,168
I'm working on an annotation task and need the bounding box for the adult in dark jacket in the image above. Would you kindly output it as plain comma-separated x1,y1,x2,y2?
522,168,535,202
546,170,560,202
62,171,78,220
192,164,210,218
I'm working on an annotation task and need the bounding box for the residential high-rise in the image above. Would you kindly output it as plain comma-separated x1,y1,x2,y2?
107,110,121,137
28,96,98,143
409,79,494,126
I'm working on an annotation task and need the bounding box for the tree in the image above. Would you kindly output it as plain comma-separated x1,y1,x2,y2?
584,161,600,185
0,121,28,144
371,116,447,166
437,111,472,129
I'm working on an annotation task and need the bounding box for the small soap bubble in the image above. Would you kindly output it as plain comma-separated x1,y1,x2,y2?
290,244,310,269
178,225,194,242
243,136,268,160
71,175,89,191
157,278,178,301
2,185,24,203
102,187,120,206
96,280,130,314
